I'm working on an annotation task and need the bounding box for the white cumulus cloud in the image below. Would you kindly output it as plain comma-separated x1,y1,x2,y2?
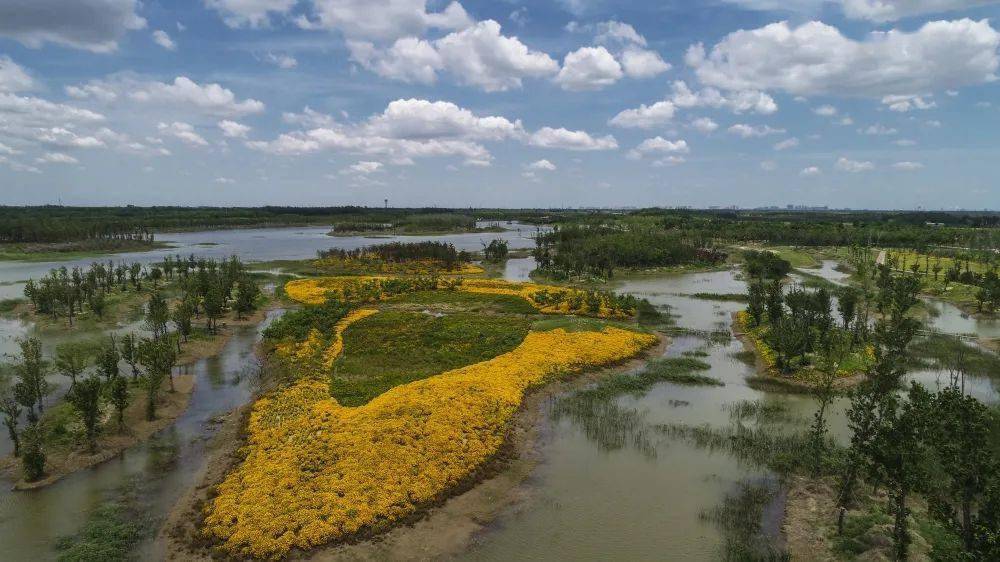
528,127,618,151
686,19,1000,98
728,124,786,138
836,157,875,172
218,120,252,138
152,30,177,50
350,20,558,91
556,46,623,91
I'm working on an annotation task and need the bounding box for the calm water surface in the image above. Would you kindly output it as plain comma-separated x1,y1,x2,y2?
464,265,999,561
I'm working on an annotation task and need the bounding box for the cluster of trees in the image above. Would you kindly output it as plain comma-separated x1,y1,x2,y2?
318,241,472,268
329,212,479,234
832,270,999,560
782,250,1000,560
23,255,261,330
0,330,182,482
533,224,725,279
24,260,149,325
744,251,869,374
482,239,509,263
743,250,792,279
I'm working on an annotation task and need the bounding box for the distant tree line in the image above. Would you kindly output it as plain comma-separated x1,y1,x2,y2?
318,241,472,267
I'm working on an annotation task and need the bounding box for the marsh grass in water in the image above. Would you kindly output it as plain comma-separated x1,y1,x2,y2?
700,480,790,562
724,400,800,425
54,478,150,562
906,332,1000,379
659,421,842,475
552,357,721,457
690,292,750,303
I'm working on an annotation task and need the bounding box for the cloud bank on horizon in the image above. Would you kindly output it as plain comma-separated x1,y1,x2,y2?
1,0,999,209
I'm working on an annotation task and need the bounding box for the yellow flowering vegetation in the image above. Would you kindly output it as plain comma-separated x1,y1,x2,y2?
313,255,485,276
273,308,378,370
203,326,657,558
284,276,637,318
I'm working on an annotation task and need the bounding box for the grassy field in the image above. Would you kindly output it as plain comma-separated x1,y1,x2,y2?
385,289,538,314
332,310,532,406
886,249,992,276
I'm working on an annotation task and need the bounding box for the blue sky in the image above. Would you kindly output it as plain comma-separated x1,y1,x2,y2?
1,0,999,209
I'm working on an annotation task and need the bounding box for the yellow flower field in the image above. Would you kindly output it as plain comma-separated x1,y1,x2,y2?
273,308,378,370
203,326,657,558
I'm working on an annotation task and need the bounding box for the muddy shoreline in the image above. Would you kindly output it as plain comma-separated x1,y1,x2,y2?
157,334,668,561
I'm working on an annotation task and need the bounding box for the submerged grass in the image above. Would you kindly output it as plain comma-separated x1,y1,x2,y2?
906,332,1000,379
54,479,149,562
700,479,790,562
659,421,842,475
552,356,720,457
690,292,750,303
724,400,799,425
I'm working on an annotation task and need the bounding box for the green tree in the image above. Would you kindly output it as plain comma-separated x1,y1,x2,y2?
0,389,21,457
233,275,260,319
20,423,45,482
927,385,997,551
837,287,860,331
95,336,121,380
53,341,92,388
13,337,51,420
746,281,766,327
203,284,225,334
145,291,170,339
172,297,195,343
66,375,103,453
107,376,129,431
138,337,177,420
119,333,140,380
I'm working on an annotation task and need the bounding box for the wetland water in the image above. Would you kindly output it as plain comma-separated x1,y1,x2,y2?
1,243,996,561
466,264,999,561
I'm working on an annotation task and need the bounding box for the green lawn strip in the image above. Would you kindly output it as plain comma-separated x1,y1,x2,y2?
384,289,538,314
331,310,531,406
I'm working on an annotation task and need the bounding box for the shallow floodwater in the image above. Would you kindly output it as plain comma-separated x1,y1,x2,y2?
0,309,282,559
464,266,999,561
